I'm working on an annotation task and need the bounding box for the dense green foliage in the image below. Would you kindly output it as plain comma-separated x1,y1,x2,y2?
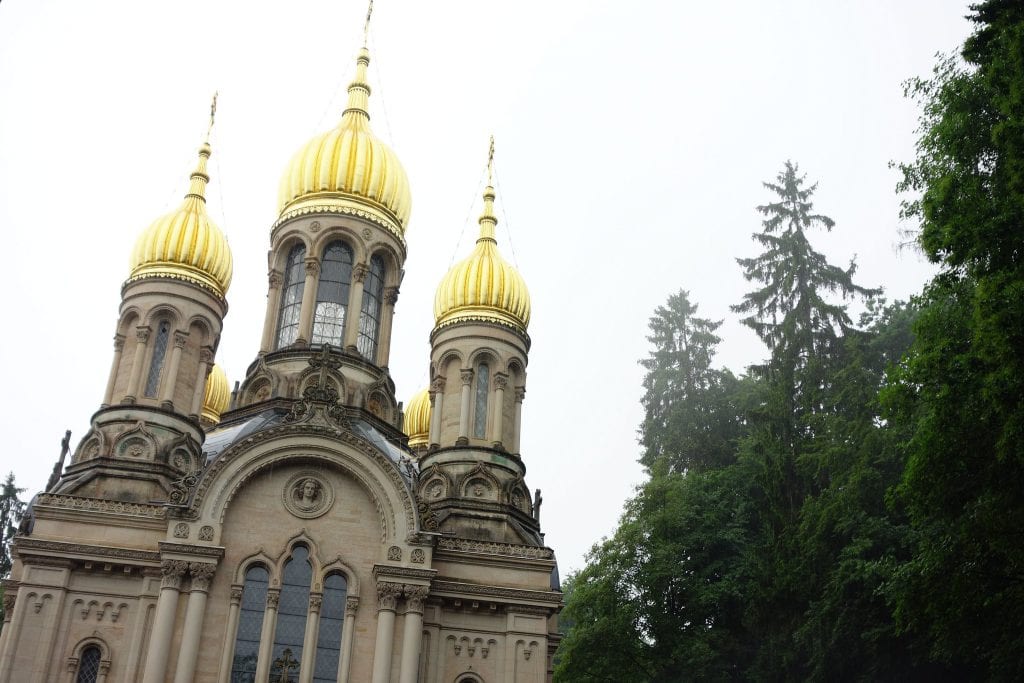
0,472,26,624
557,5,1024,678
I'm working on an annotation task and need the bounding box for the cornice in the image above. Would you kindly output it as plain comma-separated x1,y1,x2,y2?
372,564,437,583
15,538,161,566
158,541,225,561
435,537,553,560
35,494,167,519
430,579,562,606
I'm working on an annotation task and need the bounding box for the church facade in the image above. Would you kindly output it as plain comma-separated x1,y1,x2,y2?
0,43,560,683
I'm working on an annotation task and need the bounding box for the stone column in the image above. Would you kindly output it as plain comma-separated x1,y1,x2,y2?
160,331,189,407
142,559,188,683
216,585,244,683
298,593,323,683
338,596,359,683
343,262,368,353
296,258,321,345
398,586,429,683
376,286,399,367
260,270,284,352
0,589,22,681
102,334,126,407
370,582,403,683
124,326,151,403
172,562,216,683
492,373,509,449
428,377,445,448
512,386,526,454
189,347,214,417
253,588,280,683
457,369,473,445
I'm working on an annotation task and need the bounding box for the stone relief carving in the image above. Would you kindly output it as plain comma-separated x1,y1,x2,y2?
387,545,402,561
410,548,425,564
282,471,334,519
403,584,429,613
266,589,281,609
160,560,189,590
189,562,217,592
173,523,190,539
198,525,215,541
376,581,403,611
35,494,166,518
436,537,554,559
169,471,201,506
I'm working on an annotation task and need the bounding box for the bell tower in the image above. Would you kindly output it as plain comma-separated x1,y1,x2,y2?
417,139,539,544
56,102,233,502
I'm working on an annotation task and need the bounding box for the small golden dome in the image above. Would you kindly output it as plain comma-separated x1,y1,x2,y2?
278,48,411,236
404,387,431,449
434,182,530,335
128,140,233,298
201,364,231,425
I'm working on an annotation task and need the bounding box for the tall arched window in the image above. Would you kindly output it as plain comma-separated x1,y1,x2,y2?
357,255,385,359
75,646,102,683
474,362,490,439
276,244,307,348
311,241,353,346
144,319,171,397
271,545,313,677
312,573,348,683
231,565,269,681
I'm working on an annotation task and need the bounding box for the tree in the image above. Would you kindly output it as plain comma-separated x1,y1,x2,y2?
638,290,746,474
886,2,1024,676
0,473,25,579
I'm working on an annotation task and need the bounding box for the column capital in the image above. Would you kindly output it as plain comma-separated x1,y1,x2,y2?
173,331,189,349
309,593,323,612
113,334,126,351
188,562,217,592
376,581,404,612
304,257,321,276
160,559,189,590
493,372,509,390
199,347,215,364
269,269,284,288
345,595,360,614
402,585,429,614
229,585,243,605
136,326,152,343
460,369,474,385
266,588,281,609
2,590,15,623
353,262,369,283
430,376,446,393
383,286,400,305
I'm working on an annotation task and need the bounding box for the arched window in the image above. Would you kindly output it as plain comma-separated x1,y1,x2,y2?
276,244,307,348
357,255,385,359
311,241,353,346
144,319,171,397
75,645,102,683
231,565,269,681
271,546,313,678
312,573,348,683
474,362,490,439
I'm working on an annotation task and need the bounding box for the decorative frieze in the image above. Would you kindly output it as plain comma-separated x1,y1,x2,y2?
435,537,554,559
35,494,166,519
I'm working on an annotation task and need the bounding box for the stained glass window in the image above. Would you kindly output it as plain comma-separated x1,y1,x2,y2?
231,565,269,683
474,362,490,439
144,320,171,398
276,244,307,349
271,546,312,679
311,242,353,346
75,646,101,683
356,255,385,359
312,573,348,683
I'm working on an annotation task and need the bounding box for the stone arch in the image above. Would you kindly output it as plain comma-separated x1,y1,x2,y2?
312,225,365,264
186,316,215,348
365,388,395,423
467,347,501,368
233,549,276,584
67,634,111,681
275,530,323,579
417,465,453,502
113,421,157,462
143,303,183,329
320,555,361,598
188,427,418,544
458,463,501,502
296,363,347,402
270,233,312,272
367,242,403,288
116,308,142,337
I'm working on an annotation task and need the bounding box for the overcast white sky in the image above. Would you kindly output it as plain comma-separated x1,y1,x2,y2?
0,1,973,574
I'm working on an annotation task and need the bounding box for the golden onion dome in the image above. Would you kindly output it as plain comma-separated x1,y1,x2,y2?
128,139,233,298
278,47,411,236
434,179,531,335
404,387,431,449
201,364,231,425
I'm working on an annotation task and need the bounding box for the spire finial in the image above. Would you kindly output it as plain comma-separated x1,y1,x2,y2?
363,0,374,47
206,91,218,142
478,136,498,243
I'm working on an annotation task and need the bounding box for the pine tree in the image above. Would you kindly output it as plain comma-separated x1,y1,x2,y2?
0,473,25,579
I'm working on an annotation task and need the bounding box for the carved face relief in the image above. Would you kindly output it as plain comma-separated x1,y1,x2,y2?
283,471,335,519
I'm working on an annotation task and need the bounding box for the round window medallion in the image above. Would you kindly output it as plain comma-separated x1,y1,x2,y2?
283,471,335,519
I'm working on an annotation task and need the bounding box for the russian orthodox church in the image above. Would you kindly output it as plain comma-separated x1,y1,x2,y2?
0,36,560,683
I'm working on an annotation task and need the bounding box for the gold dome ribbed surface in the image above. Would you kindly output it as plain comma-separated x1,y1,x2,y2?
434,185,530,334
128,141,233,298
201,364,231,425
278,48,411,234
404,387,431,449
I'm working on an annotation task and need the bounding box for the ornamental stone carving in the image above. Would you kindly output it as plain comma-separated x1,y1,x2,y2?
266,589,281,609
136,327,151,344
2,593,15,621
494,373,509,390
304,258,320,276
383,286,399,305
410,548,425,564
309,594,323,611
113,335,125,352
387,545,402,561
282,471,334,519
173,522,189,539
268,271,284,288
345,596,360,614
353,262,369,283
230,586,243,604
160,560,189,590
198,525,215,541
189,562,216,592
376,581,403,611
173,332,188,349
430,376,446,393
310,220,322,233
460,369,474,385
403,585,429,614
515,386,526,402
